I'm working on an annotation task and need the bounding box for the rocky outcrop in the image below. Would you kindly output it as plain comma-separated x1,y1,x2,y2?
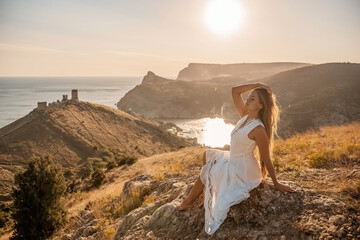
110,173,359,240
141,71,171,84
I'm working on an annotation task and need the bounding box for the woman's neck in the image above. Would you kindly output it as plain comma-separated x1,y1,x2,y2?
247,113,259,120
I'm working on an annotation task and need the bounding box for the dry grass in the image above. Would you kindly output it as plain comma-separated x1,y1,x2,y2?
7,122,360,238
273,121,360,170
103,227,116,240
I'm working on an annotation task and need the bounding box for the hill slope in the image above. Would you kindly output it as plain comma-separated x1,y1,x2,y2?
39,121,359,240
259,62,360,135
0,100,197,198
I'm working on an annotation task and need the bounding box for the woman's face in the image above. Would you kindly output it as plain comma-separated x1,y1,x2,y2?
245,91,263,112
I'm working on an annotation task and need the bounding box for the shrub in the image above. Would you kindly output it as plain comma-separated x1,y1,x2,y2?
115,155,138,166
88,157,107,169
152,173,165,182
81,162,93,179
10,155,67,240
0,203,11,229
63,169,74,179
106,160,117,170
115,156,126,166
101,149,114,159
66,179,81,193
356,180,360,193
105,186,153,220
90,168,106,188
139,186,152,199
125,156,137,165
103,227,116,240
346,143,359,155
308,150,335,168
102,156,112,163
273,156,281,172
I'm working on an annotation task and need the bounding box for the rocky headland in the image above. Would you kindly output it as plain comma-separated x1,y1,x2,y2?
117,62,360,139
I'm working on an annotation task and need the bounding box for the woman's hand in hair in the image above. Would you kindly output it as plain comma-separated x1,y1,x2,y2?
257,83,272,95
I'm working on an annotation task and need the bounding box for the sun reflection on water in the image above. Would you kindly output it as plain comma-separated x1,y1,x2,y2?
202,118,234,147
158,117,235,148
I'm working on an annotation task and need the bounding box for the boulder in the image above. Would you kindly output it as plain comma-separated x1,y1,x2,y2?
114,177,353,240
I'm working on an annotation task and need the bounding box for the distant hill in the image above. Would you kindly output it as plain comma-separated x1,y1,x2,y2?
117,63,360,138
0,100,197,198
177,62,313,81
258,62,360,136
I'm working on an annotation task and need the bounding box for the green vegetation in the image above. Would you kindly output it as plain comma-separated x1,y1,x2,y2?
82,147,137,172
0,203,12,235
63,169,75,179
90,168,106,189
104,186,156,221
10,155,67,240
78,147,138,189
308,150,335,168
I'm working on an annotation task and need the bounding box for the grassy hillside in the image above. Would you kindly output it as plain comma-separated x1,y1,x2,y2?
1,121,357,239
0,100,197,199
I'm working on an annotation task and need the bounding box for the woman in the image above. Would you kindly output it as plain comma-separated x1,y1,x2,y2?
175,82,295,235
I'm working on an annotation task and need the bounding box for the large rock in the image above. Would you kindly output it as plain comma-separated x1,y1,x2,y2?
114,175,357,240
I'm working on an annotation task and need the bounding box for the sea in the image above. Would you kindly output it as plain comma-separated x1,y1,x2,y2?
0,77,235,147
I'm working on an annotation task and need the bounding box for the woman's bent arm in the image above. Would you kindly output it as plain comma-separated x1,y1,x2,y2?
232,83,261,95
231,83,261,117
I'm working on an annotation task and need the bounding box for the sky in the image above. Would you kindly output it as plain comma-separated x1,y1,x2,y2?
0,0,359,77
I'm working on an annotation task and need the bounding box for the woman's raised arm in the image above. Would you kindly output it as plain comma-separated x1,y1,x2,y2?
231,83,260,118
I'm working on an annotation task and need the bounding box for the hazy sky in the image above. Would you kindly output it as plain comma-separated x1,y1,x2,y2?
0,0,359,77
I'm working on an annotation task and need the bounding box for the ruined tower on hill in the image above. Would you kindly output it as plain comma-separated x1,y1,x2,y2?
37,102,47,110
35,89,79,111
71,89,78,101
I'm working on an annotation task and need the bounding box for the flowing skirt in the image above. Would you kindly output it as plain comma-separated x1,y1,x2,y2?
199,149,262,235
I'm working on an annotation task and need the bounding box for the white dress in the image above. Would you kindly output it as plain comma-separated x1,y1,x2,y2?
199,114,264,235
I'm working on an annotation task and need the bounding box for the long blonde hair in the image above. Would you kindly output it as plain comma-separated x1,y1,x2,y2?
253,88,281,179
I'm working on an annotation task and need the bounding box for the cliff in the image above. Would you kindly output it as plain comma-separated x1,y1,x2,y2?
117,71,230,119
177,62,313,81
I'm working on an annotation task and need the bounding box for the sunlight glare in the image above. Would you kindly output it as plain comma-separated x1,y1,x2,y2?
203,0,245,35
203,117,234,148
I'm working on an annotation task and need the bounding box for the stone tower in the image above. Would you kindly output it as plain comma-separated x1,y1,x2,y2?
62,95,68,101
71,89,78,101
37,102,47,110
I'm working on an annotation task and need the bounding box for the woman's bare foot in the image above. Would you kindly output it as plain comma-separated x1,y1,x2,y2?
175,199,196,211
196,193,205,208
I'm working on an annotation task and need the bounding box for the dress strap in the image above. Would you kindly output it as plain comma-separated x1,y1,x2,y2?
244,120,265,136
231,114,251,136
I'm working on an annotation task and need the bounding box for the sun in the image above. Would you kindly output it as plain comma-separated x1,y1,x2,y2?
203,0,245,35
